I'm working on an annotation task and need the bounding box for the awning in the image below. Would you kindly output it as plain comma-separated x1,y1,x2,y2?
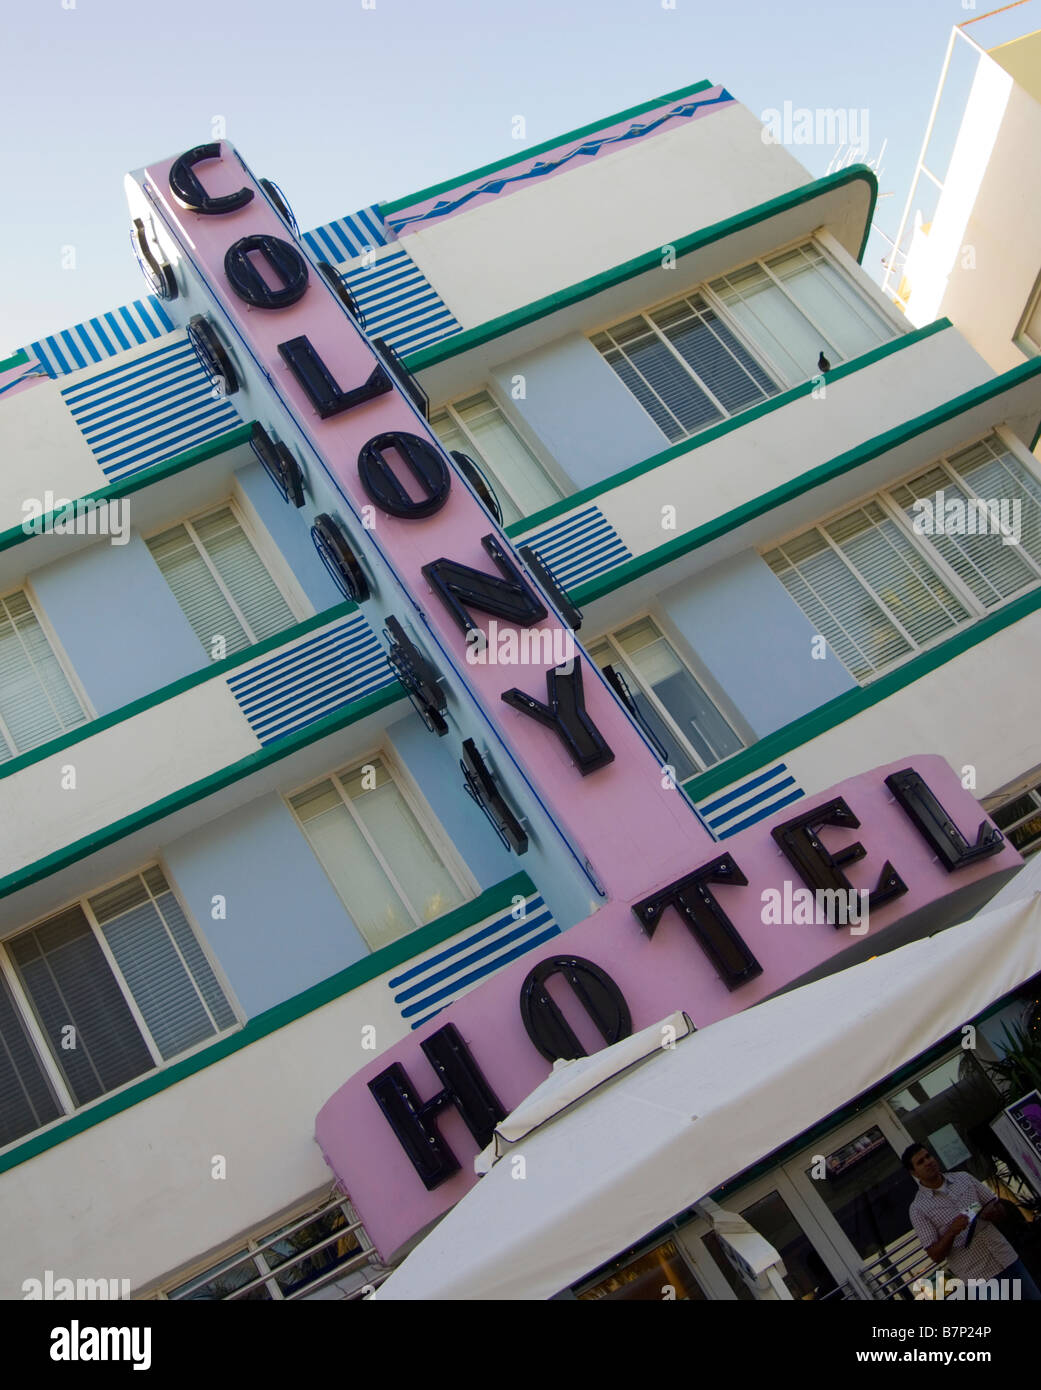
374,889,1041,1300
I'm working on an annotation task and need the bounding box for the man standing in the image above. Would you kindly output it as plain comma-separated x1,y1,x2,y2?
903,1143,1041,1300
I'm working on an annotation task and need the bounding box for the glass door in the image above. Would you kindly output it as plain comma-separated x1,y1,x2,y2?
782,1109,925,1298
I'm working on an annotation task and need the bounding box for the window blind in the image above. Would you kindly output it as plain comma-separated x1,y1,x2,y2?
291,758,465,953
89,869,236,1062
0,968,62,1147
0,591,86,761
148,507,294,655
432,393,562,526
9,907,154,1108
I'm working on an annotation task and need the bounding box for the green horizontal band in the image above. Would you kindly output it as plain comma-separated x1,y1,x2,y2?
0,601,358,784
0,423,254,556
404,166,878,373
506,319,952,539
0,872,534,1176
0,676,404,902
570,354,1041,607
683,583,1041,805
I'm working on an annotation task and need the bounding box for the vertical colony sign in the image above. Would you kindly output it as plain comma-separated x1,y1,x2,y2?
125,141,728,916
126,145,1020,1258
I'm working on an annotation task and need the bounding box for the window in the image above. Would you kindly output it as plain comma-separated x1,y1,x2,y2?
988,777,1041,857
594,241,896,443
1015,270,1041,357
0,868,236,1145
147,504,297,656
587,617,743,779
289,755,470,952
710,242,895,384
764,435,1041,682
430,392,563,526
0,589,86,761
165,1190,386,1300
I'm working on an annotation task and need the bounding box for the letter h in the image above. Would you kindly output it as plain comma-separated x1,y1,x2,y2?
368,1024,507,1190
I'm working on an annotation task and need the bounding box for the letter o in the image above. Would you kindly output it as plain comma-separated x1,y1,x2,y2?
225,234,309,309
519,955,632,1062
358,431,451,519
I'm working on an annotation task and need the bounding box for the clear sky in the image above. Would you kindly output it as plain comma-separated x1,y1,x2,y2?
1,0,1038,352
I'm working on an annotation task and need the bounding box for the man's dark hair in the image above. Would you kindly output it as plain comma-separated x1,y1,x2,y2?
902,1143,931,1172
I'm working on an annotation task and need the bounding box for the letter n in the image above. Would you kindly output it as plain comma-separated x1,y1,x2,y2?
423,534,547,637
368,1024,506,1189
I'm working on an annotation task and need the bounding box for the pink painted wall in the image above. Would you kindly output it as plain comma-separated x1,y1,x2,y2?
316,754,1020,1259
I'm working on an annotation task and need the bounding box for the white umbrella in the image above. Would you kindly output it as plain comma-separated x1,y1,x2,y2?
375,891,1041,1300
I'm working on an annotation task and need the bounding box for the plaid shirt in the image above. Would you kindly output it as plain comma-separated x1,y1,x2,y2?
909,1170,1018,1282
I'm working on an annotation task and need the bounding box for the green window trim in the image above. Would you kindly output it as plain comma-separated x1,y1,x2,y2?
0,423,254,557
0,872,534,1177
505,320,952,540
403,166,879,374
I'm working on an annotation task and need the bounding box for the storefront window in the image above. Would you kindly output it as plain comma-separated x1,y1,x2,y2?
805,1126,918,1262
576,1238,706,1301
887,1053,1004,1184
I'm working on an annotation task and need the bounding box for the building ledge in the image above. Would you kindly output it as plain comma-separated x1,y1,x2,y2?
403,165,879,401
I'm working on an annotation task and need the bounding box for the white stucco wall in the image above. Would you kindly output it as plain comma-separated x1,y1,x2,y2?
402,103,813,329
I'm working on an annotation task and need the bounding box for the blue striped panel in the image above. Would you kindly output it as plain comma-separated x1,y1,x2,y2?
519,505,633,591
695,763,804,839
60,335,242,481
339,247,461,355
388,892,560,1029
302,204,390,263
27,297,176,378
226,613,398,746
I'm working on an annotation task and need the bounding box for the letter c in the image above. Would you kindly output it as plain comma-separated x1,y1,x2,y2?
169,143,254,215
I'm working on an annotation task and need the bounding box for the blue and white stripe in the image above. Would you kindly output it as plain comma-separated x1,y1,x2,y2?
519,506,633,592
388,892,560,1029
302,204,390,262
60,335,242,482
341,247,461,356
227,612,398,746
28,297,175,377
695,762,804,839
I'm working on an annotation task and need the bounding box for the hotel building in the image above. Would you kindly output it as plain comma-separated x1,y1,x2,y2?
1,74,1040,1302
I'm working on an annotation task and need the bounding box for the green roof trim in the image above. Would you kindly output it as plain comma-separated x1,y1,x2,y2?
403,165,878,374
0,422,254,556
0,601,358,784
380,79,715,215
0,670,404,903
568,354,1041,608
682,582,1041,807
0,872,535,1177
0,348,30,374
505,320,951,540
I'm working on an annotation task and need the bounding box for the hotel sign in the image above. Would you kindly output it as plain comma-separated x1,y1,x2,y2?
126,145,1021,1260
